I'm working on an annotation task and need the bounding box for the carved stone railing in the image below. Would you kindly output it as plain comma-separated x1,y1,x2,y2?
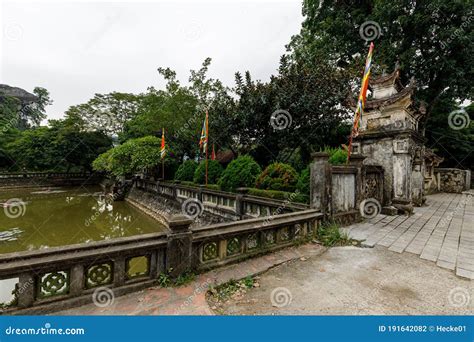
191,210,321,271
0,229,169,314
0,207,321,314
135,179,308,221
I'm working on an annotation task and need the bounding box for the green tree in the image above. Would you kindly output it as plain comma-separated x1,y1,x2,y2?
232,61,351,166
7,119,111,172
289,0,473,165
66,92,141,136
93,136,171,177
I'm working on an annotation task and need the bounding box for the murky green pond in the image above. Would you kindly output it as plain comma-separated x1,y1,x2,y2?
0,186,165,254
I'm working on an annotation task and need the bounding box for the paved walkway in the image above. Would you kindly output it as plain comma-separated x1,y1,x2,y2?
343,192,474,279
57,244,326,315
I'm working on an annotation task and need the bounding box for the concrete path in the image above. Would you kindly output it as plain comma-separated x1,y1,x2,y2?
342,192,474,279
215,246,473,315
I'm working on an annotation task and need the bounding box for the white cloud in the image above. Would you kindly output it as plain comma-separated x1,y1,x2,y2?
1,0,303,120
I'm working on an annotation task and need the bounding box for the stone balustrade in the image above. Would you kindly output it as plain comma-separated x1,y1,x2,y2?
0,231,168,314
0,186,321,314
135,179,308,221
191,210,320,271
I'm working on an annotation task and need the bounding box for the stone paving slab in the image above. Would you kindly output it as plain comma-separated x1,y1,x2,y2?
344,192,474,280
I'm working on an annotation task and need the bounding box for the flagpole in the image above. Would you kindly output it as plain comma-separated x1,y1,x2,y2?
161,128,165,180
347,42,374,163
205,110,209,186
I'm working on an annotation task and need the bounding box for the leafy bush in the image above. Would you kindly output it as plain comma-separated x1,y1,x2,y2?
247,188,309,204
174,160,198,182
296,165,310,196
218,155,262,192
193,160,223,184
255,162,298,192
324,147,347,165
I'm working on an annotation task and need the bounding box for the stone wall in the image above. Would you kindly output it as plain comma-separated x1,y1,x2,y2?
126,186,227,227
310,153,383,224
0,172,102,188
435,168,471,193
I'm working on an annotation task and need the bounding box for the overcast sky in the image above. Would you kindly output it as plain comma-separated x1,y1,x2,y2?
1,0,303,120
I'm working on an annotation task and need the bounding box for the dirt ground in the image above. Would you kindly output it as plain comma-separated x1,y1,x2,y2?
210,246,474,315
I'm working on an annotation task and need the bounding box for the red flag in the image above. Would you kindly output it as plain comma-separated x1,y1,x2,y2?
160,128,166,159
211,144,216,160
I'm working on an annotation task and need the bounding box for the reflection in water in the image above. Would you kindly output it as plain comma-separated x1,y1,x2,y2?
0,227,23,242
0,186,164,254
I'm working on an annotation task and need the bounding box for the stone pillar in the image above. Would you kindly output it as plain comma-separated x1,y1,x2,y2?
235,188,249,219
411,157,425,206
113,257,126,287
310,152,331,219
69,264,84,297
349,155,366,209
198,185,205,203
17,273,35,308
166,215,194,278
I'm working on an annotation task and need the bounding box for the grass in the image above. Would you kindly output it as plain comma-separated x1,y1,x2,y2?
157,270,196,287
316,221,351,247
209,276,255,302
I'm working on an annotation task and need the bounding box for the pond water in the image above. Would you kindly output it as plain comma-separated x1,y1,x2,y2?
0,186,165,254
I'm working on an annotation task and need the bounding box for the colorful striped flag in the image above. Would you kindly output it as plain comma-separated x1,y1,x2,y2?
160,128,166,159
347,42,374,161
199,110,209,151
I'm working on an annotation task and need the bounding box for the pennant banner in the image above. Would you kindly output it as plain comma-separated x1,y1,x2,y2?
347,42,374,161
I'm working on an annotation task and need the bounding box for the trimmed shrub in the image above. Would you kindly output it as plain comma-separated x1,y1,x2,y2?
255,162,298,192
174,160,198,182
218,155,262,192
247,188,309,204
296,165,310,196
205,184,221,191
324,147,347,165
193,160,223,184
175,180,221,191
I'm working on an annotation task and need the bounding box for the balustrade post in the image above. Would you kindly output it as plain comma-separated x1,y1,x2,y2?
310,152,331,219
236,188,249,219
198,185,205,203
349,155,366,212
166,215,193,278
171,183,178,199
17,273,35,308
113,257,127,287
69,264,84,296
